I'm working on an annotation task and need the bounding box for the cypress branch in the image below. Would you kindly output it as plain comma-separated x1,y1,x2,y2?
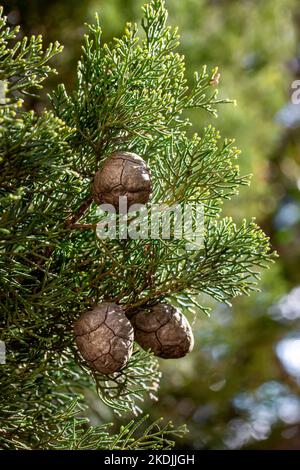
0,0,273,449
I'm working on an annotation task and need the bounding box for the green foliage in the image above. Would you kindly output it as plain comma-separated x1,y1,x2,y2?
0,7,62,97
0,0,273,449
81,346,161,415
49,0,272,309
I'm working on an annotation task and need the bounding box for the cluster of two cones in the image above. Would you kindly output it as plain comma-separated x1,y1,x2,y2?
74,302,194,375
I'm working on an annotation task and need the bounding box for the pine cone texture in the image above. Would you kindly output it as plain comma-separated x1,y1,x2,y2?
131,303,194,359
92,151,151,210
74,302,134,374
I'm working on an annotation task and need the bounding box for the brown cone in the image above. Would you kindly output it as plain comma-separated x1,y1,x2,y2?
92,151,151,211
131,303,194,359
74,302,134,374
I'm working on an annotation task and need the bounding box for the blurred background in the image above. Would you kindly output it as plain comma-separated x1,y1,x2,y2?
3,0,300,450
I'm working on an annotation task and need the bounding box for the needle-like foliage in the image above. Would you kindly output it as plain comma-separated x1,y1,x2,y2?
0,0,272,449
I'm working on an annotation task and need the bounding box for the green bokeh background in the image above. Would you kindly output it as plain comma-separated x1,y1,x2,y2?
3,0,300,449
